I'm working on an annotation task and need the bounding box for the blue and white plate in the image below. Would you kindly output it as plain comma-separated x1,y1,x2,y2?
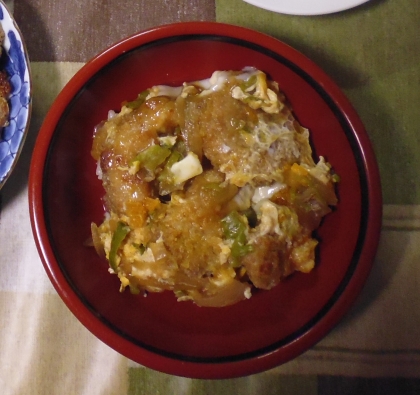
0,1,31,190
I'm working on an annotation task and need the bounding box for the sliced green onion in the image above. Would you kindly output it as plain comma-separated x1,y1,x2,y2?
230,242,253,266
128,283,141,295
125,90,149,109
221,211,253,266
332,173,341,183
109,222,130,272
131,145,171,174
239,75,257,91
222,211,245,240
157,150,183,194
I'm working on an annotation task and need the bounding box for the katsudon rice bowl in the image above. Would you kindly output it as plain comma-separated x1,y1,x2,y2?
90,68,339,307
29,22,382,378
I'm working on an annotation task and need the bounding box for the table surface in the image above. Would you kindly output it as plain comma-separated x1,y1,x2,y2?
1,0,420,394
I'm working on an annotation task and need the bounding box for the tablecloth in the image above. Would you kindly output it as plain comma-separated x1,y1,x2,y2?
1,0,420,394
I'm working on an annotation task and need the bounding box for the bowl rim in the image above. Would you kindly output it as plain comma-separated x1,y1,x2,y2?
28,21,382,379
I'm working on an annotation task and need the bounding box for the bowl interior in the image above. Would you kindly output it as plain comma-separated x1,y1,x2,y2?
32,25,380,377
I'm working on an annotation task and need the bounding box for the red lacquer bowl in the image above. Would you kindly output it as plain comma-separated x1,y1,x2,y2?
28,22,382,379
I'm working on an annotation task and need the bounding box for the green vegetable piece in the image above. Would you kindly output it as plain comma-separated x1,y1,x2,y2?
132,145,171,174
161,150,183,177
125,90,150,109
157,150,183,194
222,211,245,239
109,222,130,272
128,283,141,295
239,75,257,92
231,242,253,266
221,211,253,266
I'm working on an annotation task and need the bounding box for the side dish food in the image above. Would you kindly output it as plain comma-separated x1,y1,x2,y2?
91,68,338,307
0,25,10,127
